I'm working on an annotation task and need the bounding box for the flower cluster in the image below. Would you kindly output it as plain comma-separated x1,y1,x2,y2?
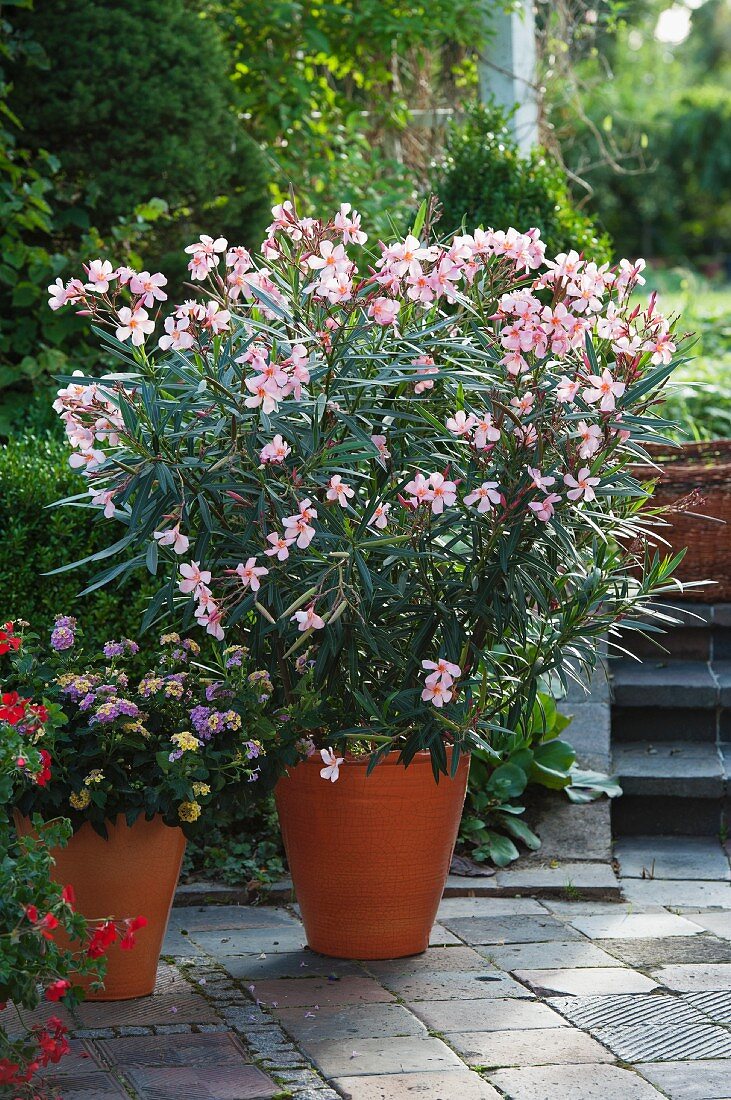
47,200,685,773
3,621,273,835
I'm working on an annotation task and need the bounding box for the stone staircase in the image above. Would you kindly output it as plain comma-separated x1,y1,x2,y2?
611,604,731,836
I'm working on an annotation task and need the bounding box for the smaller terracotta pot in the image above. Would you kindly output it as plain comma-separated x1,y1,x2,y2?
15,813,185,1000
275,749,469,959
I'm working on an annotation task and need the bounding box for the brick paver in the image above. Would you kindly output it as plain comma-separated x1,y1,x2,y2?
14,848,731,1100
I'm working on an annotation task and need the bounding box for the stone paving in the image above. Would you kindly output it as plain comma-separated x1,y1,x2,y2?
4,837,731,1099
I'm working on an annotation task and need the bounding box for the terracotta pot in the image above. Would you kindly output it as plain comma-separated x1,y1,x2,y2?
275,750,469,959
15,813,185,1000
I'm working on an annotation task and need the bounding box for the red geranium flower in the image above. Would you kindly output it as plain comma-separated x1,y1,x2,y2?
87,919,118,958
45,979,72,1002
35,748,52,787
0,691,28,724
0,622,21,655
61,883,76,907
120,914,148,950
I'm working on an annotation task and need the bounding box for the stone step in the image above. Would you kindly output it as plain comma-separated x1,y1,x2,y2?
611,660,724,710
612,741,726,837
617,602,731,661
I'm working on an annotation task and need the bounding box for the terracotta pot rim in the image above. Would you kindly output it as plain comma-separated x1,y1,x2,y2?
295,746,469,768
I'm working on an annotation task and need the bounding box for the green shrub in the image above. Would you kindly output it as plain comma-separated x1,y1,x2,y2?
0,434,156,650
7,0,270,248
434,102,611,262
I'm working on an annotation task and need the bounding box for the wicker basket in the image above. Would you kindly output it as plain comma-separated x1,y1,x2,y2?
632,440,731,602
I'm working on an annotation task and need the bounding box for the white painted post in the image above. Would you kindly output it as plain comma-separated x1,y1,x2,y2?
478,0,539,156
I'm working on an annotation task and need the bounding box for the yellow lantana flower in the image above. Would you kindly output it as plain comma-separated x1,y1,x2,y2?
171,731,200,753
178,801,201,822
192,782,210,797
70,789,91,810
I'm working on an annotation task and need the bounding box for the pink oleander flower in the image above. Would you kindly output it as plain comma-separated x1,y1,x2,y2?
320,747,344,782
326,474,355,507
154,524,190,555
283,502,317,548
371,435,390,460
129,271,167,307
334,202,367,245
422,657,461,682
464,481,501,513
429,472,457,514
368,502,390,530
159,316,195,351
446,411,476,437
89,487,116,518
292,606,325,632
473,413,500,449
413,356,438,393
265,532,295,560
583,368,626,412
202,301,231,334
85,259,116,293
527,467,556,492
577,420,603,459
179,561,212,596
368,296,400,326
236,557,269,592
564,468,601,503
403,472,434,508
421,678,453,707
307,240,351,275
260,434,291,464
529,493,562,522
557,376,581,404
116,306,154,346
185,235,227,280
48,277,85,311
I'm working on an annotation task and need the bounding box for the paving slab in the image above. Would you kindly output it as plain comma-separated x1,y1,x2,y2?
410,998,569,1034
39,1071,130,1098
332,1070,502,1099
188,926,307,955
120,1064,279,1099
549,993,710,1031
436,897,549,919
429,923,462,946
653,963,731,992
542,899,665,916
636,1058,731,1099
621,878,731,909
304,1036,465,1078
594,1020,731,1062
384,971,534,1002
487,1063,664,1099
218,950,364,980
95,1032,248,1067
494,862,619,896
568,911,704,939
481,940,623,971
275,1003,427,1044
73,990,221,1028
161,929,206,957
168,905,300,931
515,967,658,996
681,911,731,938
615,836,731,881
442,915,582,945
685,989,731,1023
250,976,395,1008
367,947,490,978
599,935,731,967
447,1026,613,1068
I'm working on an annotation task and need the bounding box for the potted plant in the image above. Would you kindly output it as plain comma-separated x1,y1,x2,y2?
0,650,138,1092
5,620,270,996
47,200,684,958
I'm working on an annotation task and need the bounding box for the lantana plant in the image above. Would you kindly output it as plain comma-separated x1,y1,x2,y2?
5,620,272,832
48,199,684,778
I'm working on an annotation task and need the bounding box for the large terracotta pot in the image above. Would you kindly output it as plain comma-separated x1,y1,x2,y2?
275,750,469,959
15,813,185,1000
